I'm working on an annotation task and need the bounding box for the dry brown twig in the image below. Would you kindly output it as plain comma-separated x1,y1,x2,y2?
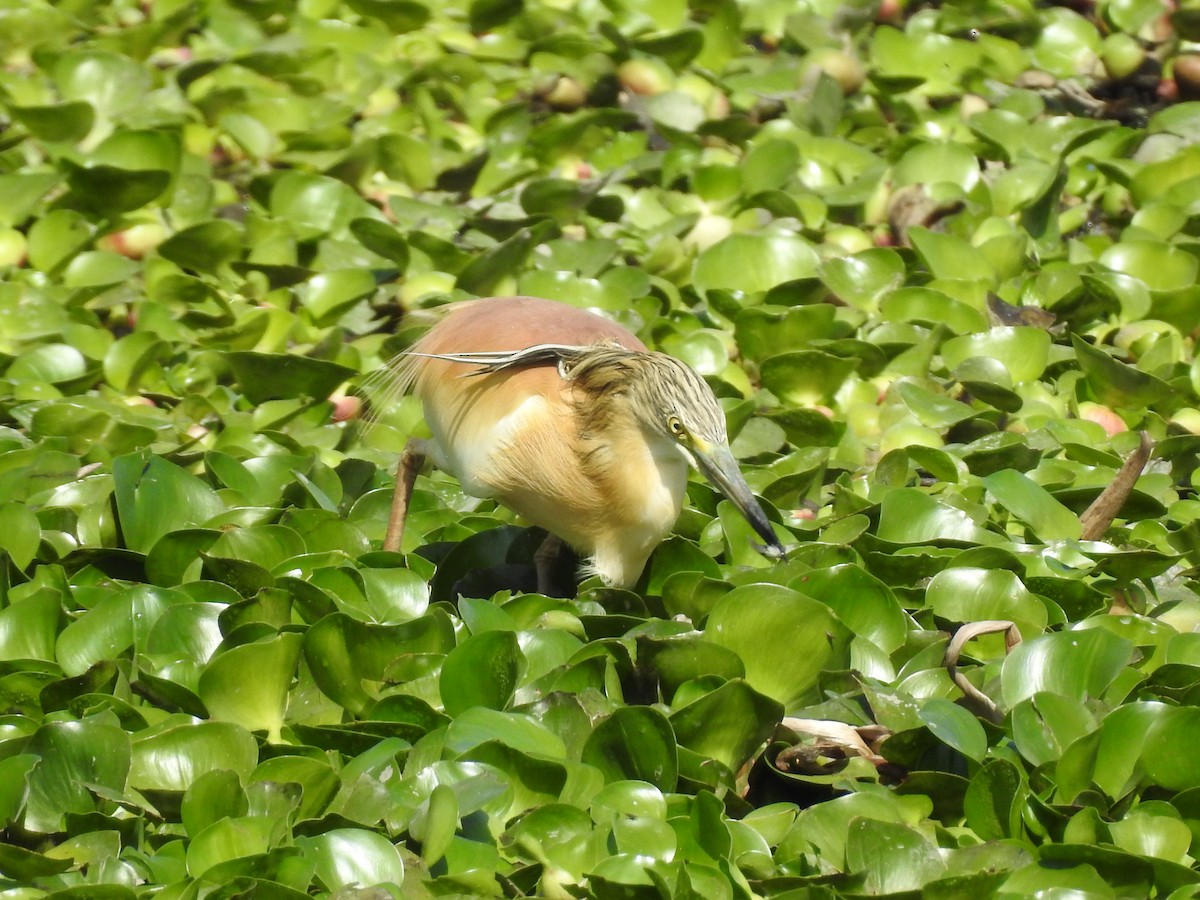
1079,431,1154,541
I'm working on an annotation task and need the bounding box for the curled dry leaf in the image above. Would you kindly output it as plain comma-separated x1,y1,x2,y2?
944,619,1023,724
775,717,892,774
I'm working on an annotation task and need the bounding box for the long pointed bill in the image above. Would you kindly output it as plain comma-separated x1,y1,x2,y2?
690,440,785,559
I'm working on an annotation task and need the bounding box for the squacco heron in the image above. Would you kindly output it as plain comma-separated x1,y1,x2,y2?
379,296,784,590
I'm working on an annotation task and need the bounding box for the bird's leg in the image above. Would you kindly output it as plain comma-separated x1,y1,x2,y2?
533,533,576,597
384,438,428,553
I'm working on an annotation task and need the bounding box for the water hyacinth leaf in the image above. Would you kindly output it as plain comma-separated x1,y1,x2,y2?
129,722,259,792
816,250,902,313
0,171,61,227
8,101,95,143
742,139,801,195
941,327,1052,383
23,720,132,833
6,343,90,385
270,172,381,240
704,583,851,711
1071,335,1175,408
894,141,981,191
692,233,819,298
440,629,522,716
734,304,837,362
225,352,356,404
299,269,378,324
794,564,908,653
1109,808,1193,864
760,350,858,405
1001,628,1133,708
304,612,455,715
112,452,225,554
251,756,340,822
56,585,173,677
506,803,598,880
645,91,706,132
668,678,783,771
421,782,459,865
445,707,566,758
63,162,171,215
846,818,945,894
918,697,988,762
0,591,62,662
457,225,551,295
964,758,1025,841
349,217,410,268
344,0,430,32
184,815,276,879
1100,239,1199,293
908,228,994,282
63,250,140,289
0,755,36,826
156,220,242,272
898,381,977,428
197,632,303,741
0,843,73,881
1011,692,1096,766
927,567,1047,641
1139,706,1200,792
636,635,742,699
582,707,678,791
181,769,248,838
877,489,1001,545
26,209,92,272
881,286,988,333
0,502,41,569
145,529,221,586
983,469,1082,541
103,332,168,393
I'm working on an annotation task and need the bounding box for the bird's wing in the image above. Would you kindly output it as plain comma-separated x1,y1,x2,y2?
407,343,597,376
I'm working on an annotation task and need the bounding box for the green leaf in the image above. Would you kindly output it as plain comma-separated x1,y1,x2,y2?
983,469,1083,541
669,679,783,771
693,233,819,297
225,352,356,404
198,632,303,741
0,502,41,569
157,220,242,272
298,828,405,890
582,707,679,791
941,327,1052,383
963,759,1025,840
303,612,455,715
9,101,95,143
24,720,131,833
704,584,851,711
112,452,225,554
927,567,1048,641
918,697,988,762
64,162,171,215
1072,334,1175,408
846,819,944,894
129,722,259,792
760,350,858,405
439,630,523,716
1001,628,1132,707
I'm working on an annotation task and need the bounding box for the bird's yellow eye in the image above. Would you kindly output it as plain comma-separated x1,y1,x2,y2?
667,415,685,437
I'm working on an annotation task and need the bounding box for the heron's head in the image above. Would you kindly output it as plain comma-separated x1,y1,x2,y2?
567,346,785,558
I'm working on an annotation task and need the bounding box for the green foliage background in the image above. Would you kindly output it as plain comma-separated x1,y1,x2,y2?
2,0,1200,896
